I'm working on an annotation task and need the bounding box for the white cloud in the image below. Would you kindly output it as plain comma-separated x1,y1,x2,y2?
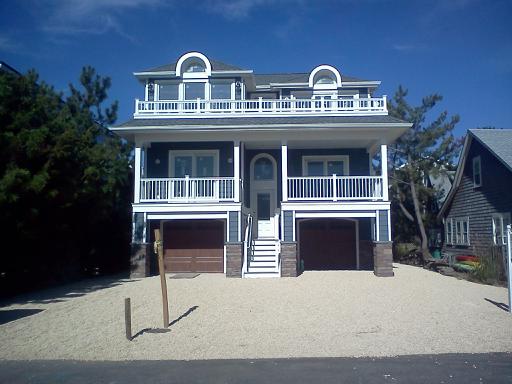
34,0,167,38
0,35,20,52
205,0,275,20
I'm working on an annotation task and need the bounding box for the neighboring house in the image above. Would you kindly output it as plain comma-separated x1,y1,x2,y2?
0,61,21,76
110,51,411,278
438,129,512,259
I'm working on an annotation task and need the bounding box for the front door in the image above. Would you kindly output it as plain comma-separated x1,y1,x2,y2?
251,154,277,239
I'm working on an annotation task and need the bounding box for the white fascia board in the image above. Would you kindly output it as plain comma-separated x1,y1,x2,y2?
147,213,227,220
282,201,390,211
134,71,176,77
268,82,308,87
211,70,253,75
342,81,381,87
295,212,376,218
133,203,242,213
111,122,411,133
131,111,390,119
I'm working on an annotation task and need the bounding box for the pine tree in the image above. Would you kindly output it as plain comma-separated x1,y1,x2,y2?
388,86,462,261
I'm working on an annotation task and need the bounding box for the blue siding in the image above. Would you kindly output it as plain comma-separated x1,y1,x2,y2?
133,213,145,243
147,142,234,178
283,211,294,241
228,211,239,242
378,210,388,241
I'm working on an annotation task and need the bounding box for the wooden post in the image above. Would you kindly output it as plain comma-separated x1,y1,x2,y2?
154,229,170,328
125,298,132,341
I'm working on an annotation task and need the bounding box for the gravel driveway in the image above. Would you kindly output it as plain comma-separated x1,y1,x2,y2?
0,264,511,360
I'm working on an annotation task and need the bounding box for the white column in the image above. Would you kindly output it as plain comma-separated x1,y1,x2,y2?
234,141,240,203
134,146,142,203
381,144,389,201
281,141,288,202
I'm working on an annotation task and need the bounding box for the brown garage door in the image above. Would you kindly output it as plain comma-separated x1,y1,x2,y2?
163,220,224,273
299,219,356,270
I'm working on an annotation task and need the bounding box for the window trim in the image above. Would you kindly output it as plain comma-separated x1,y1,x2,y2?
492,212,511,245
169,150,219,178
302,155,349,176
445,217,470,246
472,156,482,188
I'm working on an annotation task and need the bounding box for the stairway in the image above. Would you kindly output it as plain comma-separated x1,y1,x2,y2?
244,239,280,278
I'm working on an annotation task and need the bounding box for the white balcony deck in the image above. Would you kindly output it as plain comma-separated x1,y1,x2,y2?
133,96,387,118
138,175,384,203
140,177,236,203
287,176,384,201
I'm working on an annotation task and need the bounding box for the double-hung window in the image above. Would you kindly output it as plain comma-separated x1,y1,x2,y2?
170,150,219,178
445,217,470,246
303,156,349,176
492,213,511,245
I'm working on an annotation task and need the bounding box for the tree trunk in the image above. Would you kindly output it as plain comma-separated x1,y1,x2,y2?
407,163,431,261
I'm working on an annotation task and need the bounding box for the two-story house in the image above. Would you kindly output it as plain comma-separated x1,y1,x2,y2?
110,51,411,278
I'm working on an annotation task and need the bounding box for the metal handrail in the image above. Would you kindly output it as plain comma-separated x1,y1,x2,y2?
242,214,254,276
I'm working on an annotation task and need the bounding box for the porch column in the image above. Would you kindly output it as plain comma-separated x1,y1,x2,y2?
234,140,240,202
134,146,142,203
281,141,288,202
381,144,389,201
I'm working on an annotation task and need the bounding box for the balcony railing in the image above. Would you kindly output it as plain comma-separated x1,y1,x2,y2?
287,175,384,201
134,96,387,118
140,177,236,202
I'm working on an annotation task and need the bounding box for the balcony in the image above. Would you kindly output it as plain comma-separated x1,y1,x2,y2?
139,177,237,203
287,176,384,201
133,95,387,118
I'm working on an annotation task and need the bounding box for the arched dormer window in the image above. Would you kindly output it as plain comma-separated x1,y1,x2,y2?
175,52,212,77
308,65,342,91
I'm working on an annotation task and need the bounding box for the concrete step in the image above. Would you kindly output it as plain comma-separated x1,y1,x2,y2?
248,261,276,267
254,239,279,245
244,272,280,278
251,256,276,262
252,250,277,256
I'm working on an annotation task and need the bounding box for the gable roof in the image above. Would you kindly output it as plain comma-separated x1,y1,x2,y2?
438,128,512,217
253,73,369,86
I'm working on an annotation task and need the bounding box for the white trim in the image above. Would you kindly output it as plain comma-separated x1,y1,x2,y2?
147,213,227,220
233,141,240,202
376,210,380,242
387,209,391,241
175,52,212,77
295,212,376,218
143,211,148,242
282,201,390,211
250,153,278,238
292,210,296,241
169,149,219,177
134,147,142,203
302,155,350,176
134,202,242,213
381,144,389,201
223,245,226,274
308,65,342,88
281,141,288,202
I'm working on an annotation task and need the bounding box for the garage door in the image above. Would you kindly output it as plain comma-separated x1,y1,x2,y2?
299,219,356,270
163,220,224,273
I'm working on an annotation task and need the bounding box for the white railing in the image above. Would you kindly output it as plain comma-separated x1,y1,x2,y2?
134,95,387,118
242,214,254,276
140,177,236,202
287,175,384,201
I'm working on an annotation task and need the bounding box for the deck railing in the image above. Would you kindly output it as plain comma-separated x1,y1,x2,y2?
134,96,387,118
140,177,236,202
287,175,383,201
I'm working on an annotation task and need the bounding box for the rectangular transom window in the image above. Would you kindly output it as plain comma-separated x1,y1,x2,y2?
472,156,482,187
169,150,219,178
302,155,349,176
492,213,511,245
445,217,470,246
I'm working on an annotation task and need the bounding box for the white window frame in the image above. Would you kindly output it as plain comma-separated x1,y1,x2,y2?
155,80,180,101
492,213,511,245
472,156,482,188
445,217,470,246
169,150,219,178
210,79,234,100
302,155,350,176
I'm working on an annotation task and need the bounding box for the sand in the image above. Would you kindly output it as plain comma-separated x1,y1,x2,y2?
0,264,511,361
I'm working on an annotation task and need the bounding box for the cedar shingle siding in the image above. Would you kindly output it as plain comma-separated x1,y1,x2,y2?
443,139,512,257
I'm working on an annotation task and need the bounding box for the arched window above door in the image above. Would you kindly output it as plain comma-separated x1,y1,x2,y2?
254,157,274,180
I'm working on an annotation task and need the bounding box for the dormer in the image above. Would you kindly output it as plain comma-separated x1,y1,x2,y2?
309,65,342,94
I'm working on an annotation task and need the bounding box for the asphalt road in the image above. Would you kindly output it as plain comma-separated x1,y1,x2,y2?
0,353,511,384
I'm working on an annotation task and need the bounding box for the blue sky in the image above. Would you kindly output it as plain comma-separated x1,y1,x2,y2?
1,0,511,137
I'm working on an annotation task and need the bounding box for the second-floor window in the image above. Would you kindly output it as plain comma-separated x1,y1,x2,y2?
184,82,205,100
211,80,232,100
170,150,219,178
472,156,482,187
302,156,349,176
445,217,470,246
